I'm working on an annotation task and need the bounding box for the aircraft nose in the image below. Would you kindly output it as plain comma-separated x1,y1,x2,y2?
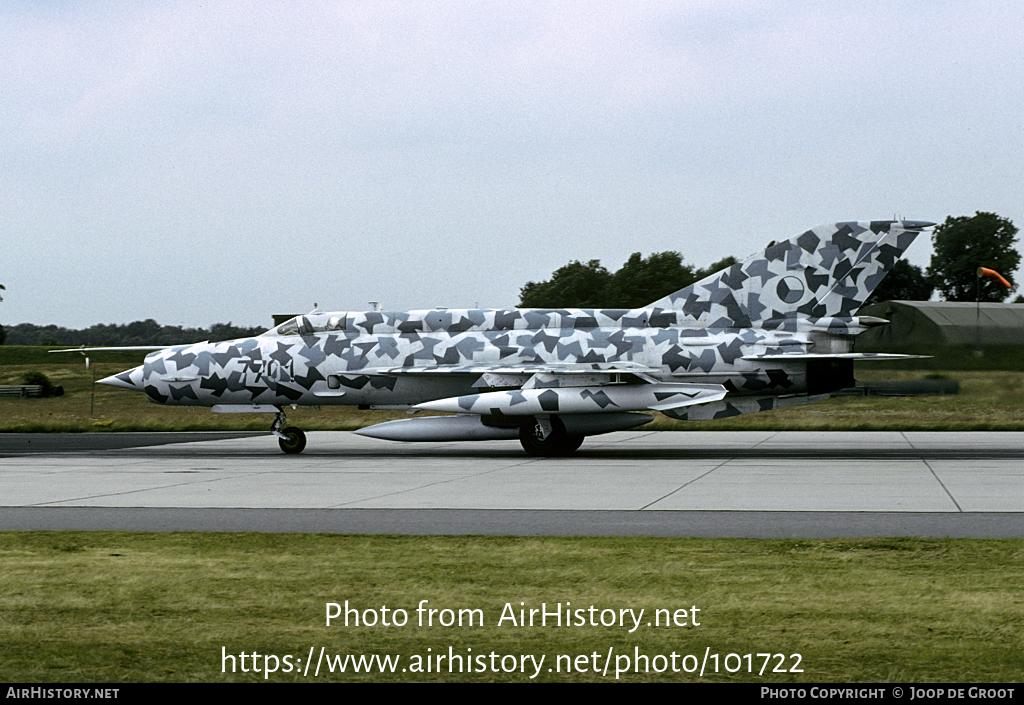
98,365,145,392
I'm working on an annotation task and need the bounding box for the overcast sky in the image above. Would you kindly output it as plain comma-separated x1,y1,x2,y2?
3,1,1022,329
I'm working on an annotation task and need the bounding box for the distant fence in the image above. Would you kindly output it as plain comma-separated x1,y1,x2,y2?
0,385,45,398
0,384,64,398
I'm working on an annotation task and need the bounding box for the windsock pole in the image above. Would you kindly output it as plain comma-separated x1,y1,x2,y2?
975,267,1011,351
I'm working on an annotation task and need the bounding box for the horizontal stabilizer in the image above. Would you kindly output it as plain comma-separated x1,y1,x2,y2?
742,353,930,361
414,383,727,416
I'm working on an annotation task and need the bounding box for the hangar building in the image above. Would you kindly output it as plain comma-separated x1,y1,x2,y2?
856,301,1024,349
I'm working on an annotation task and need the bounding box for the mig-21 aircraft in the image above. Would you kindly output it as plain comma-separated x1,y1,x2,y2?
95,220,931,456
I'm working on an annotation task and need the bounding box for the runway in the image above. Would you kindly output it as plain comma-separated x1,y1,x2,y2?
2,430,1022,537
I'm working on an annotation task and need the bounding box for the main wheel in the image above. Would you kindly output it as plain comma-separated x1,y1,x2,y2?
519,417,584,457
278,426,307,454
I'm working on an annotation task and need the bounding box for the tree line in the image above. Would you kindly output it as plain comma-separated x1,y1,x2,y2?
1,320,266,347
519,253,739,309
0,213,1019,345
519,212,1021,309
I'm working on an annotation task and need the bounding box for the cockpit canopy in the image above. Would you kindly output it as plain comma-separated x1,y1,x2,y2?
271,312,347,336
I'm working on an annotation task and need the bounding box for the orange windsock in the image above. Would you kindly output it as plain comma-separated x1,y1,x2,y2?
977,267,1011,288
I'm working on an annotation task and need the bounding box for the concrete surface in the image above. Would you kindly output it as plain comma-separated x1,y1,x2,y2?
2,431,1021,536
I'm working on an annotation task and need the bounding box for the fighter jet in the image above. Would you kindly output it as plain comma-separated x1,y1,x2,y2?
97,220,931,456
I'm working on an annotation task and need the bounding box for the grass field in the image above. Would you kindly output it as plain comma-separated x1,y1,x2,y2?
2,347,1024,432
1,533,1021,683
3,349,1022,683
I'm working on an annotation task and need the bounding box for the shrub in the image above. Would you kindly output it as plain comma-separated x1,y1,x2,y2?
20,371,63,397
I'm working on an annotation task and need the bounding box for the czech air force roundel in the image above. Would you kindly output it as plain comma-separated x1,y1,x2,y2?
776,276,805,303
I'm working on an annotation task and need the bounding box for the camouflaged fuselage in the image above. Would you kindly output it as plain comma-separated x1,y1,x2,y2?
137,308,867,409
101,220,931,431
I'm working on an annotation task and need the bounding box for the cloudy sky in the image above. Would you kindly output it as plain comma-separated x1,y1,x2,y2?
2,1,1021,329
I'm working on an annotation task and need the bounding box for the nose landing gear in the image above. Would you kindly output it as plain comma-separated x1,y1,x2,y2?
271,410,307,454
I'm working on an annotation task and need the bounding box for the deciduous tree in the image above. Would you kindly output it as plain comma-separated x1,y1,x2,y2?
927,212,1019,302
518,252,737,308
865,259,934,305
518,260,612,308
604,251,697,308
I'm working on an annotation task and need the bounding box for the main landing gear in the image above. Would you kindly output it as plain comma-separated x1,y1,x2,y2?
271,409,307,454
268,409,585,456
519,416,584,457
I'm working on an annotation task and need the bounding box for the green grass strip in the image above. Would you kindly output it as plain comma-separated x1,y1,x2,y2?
1,533,1021,682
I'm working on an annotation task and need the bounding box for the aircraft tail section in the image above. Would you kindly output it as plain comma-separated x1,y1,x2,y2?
649,220,932,327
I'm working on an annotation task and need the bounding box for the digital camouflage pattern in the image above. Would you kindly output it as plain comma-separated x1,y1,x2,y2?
100,220,930,454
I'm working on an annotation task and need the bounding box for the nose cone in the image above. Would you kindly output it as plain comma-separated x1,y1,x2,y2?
99,365,145,392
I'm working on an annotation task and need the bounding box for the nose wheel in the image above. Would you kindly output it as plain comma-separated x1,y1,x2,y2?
272,410,307,454
277,427,307,454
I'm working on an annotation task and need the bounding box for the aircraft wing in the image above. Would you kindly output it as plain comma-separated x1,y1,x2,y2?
741,353,929,361
413,381,727,415
49,345,172,353
365,362,729,414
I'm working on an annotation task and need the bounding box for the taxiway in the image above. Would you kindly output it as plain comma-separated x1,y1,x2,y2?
1,431,1021,537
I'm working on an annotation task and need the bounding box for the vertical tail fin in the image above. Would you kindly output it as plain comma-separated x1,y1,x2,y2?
649,220,932,327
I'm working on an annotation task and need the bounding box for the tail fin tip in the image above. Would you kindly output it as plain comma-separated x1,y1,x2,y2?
650,219,930,324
